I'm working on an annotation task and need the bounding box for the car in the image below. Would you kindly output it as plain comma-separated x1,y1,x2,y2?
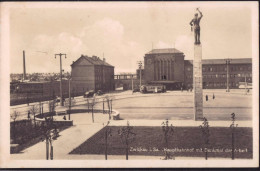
83,90,95,98
56,96,65,103
132,88,140,93
96,90,104,96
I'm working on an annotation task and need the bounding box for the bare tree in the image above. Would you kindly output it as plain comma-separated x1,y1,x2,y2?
64,98,76,120
10,110,20,143
89,97,98,123
161,119,174,160
105,95,115,120
40,117,60,160
199,117,210,160
103,121,112,160
230,113,238,160
118,121,136,160
29,104,39,128
48,100,57,119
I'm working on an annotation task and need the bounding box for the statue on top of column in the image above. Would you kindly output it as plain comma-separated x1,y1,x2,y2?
190,8,203,45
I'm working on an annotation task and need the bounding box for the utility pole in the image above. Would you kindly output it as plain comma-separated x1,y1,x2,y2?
68,77,71,120
131,74,134,95
23,50,26,81
137,61,143,89
55,53,67,106
245,75,247,94
225,59,231,92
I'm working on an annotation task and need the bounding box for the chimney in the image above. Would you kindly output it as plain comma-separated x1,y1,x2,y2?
23,50,26,81
103,58,106,62
92,55,97,60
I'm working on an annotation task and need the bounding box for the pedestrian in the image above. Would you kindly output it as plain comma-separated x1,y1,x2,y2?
27,111,30,120
206,95,208,101
63,115,66,120
213,93,215,100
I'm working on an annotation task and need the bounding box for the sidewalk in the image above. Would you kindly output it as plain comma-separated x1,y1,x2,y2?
10,111,252,160
109,120,252,127
11,113,109,160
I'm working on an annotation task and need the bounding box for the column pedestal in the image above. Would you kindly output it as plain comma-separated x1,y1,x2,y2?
193,44,203,120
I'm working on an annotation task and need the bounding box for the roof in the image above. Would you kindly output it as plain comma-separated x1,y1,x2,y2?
185,58,252,65
71,55,114,67
147,48,183,54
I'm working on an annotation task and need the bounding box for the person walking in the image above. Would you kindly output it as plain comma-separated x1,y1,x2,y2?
27,111,30,120
213,93,215,100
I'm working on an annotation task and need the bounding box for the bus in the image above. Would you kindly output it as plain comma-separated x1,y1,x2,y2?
238,82,252,89
140,85,166,93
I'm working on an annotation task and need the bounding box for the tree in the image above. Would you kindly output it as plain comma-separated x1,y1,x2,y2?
90,97,98,123
104,95,115,120
161,119,174,160
199,117,210,160
29,104,39,128
104,121,112,160
64,98,76,120
40,117,59,160
230,113,238,160
11,110,20,143
48,100,56,119
118,121,136,160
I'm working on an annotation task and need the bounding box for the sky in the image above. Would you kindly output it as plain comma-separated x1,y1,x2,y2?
9,2,254,74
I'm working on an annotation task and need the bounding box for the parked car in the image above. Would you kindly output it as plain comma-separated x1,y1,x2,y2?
96,90,104,96
56,96,65,103
83,90,95,98
132,88,140,93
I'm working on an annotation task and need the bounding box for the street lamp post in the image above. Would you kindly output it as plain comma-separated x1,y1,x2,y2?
131,74,134,95
137,61,143,89
55,53,67,106
225,59,231,92
68,77,71,120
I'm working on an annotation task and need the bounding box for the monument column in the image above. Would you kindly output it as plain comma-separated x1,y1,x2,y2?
193,44,203,120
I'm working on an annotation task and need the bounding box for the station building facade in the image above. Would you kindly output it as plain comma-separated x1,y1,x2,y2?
143,48,252,90
71,55,115,93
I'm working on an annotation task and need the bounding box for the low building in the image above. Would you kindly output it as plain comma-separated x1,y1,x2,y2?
71,55,115,94
184,58,252,89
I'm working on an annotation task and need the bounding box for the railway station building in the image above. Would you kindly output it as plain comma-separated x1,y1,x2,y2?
143,48,252,90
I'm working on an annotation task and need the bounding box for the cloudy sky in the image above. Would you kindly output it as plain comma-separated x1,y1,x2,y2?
9,2,254,74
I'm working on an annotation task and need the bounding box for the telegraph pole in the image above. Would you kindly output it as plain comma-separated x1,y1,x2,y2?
55,53,67,106
68,77,71,120
137,61,143,89
131,74,134,95
225,59,231,92
245,75,247,94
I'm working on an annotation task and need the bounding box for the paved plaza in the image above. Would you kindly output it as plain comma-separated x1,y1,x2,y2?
11,89,252,121
10,89,253,160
